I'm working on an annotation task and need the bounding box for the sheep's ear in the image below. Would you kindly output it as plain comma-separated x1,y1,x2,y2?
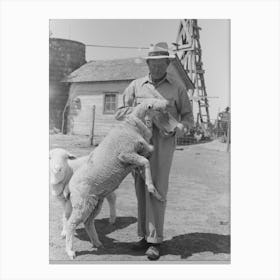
67,153,76,160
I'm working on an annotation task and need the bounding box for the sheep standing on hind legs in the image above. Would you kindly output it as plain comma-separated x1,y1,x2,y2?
65,98,168,259
49,149,117,238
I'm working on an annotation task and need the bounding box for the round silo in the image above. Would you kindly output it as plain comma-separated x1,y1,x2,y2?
49,38,86,131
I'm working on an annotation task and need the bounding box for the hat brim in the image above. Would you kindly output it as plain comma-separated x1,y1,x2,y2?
144,54,175,60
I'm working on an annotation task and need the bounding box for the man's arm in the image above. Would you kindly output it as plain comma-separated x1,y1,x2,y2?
115,80,136,121
177,87,195,131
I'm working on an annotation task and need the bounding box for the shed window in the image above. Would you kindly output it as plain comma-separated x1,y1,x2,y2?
104,93,117,114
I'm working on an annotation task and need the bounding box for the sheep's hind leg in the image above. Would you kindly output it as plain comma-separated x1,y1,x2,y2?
83,196,104,248
65,208,83,259
105,192,117,224
84,218,103,248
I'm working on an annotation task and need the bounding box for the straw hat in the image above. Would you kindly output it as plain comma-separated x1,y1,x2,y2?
145,42,175,60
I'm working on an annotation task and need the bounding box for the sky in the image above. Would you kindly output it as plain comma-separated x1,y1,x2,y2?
50,19,230,120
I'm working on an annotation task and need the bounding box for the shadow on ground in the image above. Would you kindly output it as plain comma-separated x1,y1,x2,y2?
75,216,137,243
75,216,230,259
162,232,230,259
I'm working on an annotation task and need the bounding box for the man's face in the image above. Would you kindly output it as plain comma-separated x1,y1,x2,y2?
147,58,170,80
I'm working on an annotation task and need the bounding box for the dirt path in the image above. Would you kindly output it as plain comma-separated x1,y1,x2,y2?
49,135,230,262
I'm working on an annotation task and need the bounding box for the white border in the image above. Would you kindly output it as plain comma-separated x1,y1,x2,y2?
1,1,279,280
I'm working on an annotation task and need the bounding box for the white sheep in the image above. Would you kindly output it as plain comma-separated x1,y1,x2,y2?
65,98,169,259
49,148,117,238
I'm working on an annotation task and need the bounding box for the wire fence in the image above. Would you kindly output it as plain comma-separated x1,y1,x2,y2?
177,119,231,146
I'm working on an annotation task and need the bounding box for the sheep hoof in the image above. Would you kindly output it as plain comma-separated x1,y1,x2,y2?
146,183,156,193
148,144,154,153
109,216,116,225
62,230,77,238
67,250,76,260
60,230,66,238
93,240,103,248
152,192,166,202
147,184,165,202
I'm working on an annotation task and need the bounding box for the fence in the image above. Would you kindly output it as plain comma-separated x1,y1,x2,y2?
176,119,231,147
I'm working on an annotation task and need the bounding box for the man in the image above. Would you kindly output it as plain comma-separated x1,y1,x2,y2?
115,42,194,260
218,106,230,138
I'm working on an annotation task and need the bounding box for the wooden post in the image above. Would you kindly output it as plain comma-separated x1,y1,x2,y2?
226,120,230,152
89,105,95,146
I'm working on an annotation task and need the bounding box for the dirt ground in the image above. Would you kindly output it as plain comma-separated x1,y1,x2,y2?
49,134,230,263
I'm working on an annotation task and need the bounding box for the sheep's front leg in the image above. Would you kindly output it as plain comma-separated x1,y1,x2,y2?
58,198,67,238
61,214,67,238
118,153,165,202
105,192,117,224
57,197,70,238
61,199,73,238
137,140,154,158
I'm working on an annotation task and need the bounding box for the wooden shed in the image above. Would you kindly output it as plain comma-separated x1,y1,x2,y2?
63,56,194,143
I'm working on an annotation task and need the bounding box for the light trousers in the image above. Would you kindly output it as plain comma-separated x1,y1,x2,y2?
134,128,176,243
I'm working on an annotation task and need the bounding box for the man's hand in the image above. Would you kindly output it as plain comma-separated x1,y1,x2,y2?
175,123,187,137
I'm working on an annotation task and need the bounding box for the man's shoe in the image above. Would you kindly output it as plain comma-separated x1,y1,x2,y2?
145,244,161,260
131,238,150,251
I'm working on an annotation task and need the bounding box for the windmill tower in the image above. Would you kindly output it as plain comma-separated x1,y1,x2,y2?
174,19,211,128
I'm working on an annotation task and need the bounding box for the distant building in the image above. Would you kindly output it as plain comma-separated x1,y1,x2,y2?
63,55,194,143
49,38,86,130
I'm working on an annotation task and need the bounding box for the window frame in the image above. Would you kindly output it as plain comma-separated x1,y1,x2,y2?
103,92,118,115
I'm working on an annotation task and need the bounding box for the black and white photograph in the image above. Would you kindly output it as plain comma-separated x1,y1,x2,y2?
1,0,280,279
49,19,230,263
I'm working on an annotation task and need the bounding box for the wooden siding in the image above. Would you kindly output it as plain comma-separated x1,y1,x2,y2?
67,81,129,141
49,82,70,129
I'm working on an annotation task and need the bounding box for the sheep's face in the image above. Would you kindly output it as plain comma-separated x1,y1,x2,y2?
49,148,76,185
142,99,168,127
131,98,168,128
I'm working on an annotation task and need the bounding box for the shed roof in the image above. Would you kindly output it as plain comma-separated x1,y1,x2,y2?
63,58,148,83
63,56,195,90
